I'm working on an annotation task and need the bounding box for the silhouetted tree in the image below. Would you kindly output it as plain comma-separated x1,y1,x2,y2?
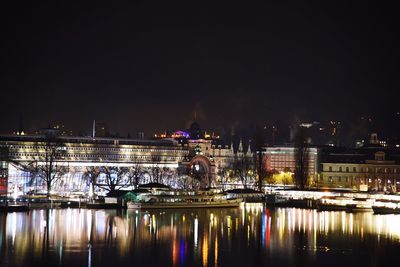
82,166,102,198
16,136,68,197
294,128,309,190
217,165,233,191
176,165,200,190
126,159,144,189
233,155,254,189
149,155,169,184
252,126,266,192
97,166,129,192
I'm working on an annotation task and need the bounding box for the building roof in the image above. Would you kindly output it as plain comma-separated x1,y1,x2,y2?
320,147,400,164
0,134,180,147
106,190,131,198
139,182,170,189
226,188,262,194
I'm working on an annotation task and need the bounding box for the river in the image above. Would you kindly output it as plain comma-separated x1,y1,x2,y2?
1,203,400,267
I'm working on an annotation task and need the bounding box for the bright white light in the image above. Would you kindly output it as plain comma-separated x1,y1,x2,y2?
13,186,18,200
89,184,94,198
194,217,198,247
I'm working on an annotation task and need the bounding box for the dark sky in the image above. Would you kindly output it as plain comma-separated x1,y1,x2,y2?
1,0,399,137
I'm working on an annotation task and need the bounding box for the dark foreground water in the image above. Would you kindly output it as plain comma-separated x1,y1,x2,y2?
1,204,400,267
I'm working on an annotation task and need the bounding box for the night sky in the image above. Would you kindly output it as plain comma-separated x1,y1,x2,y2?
1,1,399,137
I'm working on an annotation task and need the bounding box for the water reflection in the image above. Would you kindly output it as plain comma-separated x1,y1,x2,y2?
1,204,400,267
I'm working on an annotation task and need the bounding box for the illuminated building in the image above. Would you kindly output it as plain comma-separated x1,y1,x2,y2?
152,122,251,188
0,131,250,194
320,150,400,192
0,134,188,195
263,146,319,181
0,160,7,196
181,138,252,188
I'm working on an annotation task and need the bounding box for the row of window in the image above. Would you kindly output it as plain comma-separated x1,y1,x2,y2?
323,175,398,184
270,156,316,161
11,153,182,161
10,144,186,153
67,154,179,161
327,166,399,173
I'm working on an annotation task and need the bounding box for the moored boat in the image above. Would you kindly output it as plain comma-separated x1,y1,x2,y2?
0,204,29,212
317,196,352,211
318,203,348,211
346,203,373,212
127,194,243,209
372,200,400,214
345,198,373,212
372,206,400,214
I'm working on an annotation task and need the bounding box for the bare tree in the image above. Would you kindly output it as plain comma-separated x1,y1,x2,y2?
97,166,129,192
176,166,200,190
15,136,68,197
217,164,233,191
175,165,198,190
126,160,143,189
149,155,169,184
233,155,255,189
294,128,309,190
82,166,101,198
252,126,266,192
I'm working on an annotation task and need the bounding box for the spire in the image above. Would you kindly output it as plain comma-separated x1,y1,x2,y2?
92,120,96,138
246,141,251,156
238,138,243,153
231,140,235,154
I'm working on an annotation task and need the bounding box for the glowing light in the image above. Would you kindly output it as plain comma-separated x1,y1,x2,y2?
172,240,178,267
89,184,94,199
214,234,218,267
202,234,208,267
194,217,198,248
13,185,18,200
226,216,232,241
152,214,156,232
180,240,185,265
11,212,17,246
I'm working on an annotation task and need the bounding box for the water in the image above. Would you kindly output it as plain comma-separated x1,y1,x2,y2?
1,204,400,267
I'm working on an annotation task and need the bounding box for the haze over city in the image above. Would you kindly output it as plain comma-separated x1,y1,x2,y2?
1,1,399,138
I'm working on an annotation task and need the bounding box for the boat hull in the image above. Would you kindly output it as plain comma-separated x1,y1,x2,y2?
127,199,242,209
346,204,372,212
317,203,347,211
372,206,400,214
0,205,29,212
